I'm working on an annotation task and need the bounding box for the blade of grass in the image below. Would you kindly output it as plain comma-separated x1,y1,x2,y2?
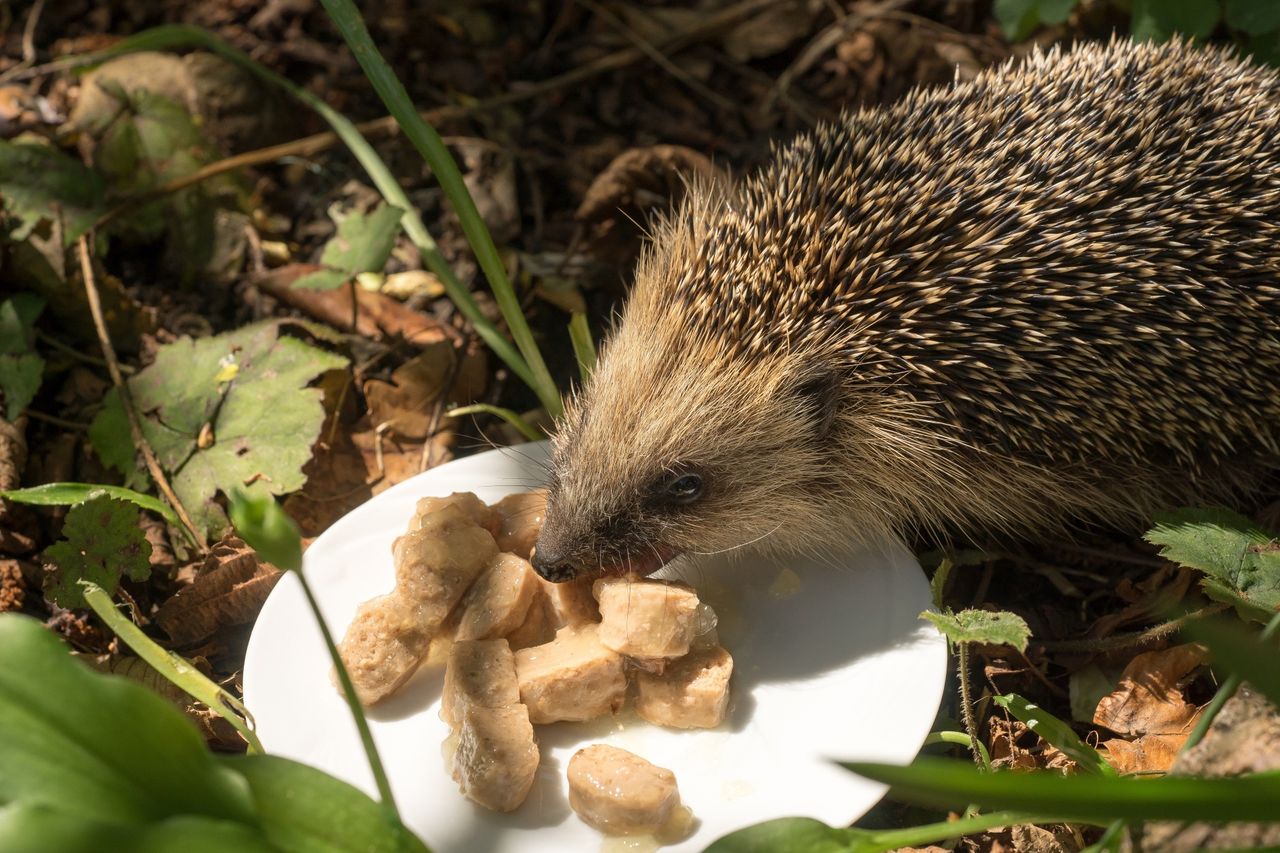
992,694,1115,776
568,312,596,381
845,757,1280,823
85,25,540,401
80,581,263,754
1,483,192,546
447,404,545,442
924,730,991,771
1182,611,1280,749
315,0,562,418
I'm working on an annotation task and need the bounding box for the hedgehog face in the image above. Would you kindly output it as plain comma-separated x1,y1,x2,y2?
532,311,845,582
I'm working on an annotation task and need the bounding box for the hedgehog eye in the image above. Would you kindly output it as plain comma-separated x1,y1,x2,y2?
663,473,704,504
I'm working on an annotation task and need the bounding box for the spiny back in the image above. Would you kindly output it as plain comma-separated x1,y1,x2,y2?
666,38,1280,471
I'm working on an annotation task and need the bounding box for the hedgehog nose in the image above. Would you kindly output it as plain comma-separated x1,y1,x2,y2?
530,542,578,583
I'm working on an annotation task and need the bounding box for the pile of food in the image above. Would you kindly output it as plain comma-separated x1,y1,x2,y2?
335,490,733,842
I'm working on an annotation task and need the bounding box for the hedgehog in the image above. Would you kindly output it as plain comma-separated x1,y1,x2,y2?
529,38,1280,582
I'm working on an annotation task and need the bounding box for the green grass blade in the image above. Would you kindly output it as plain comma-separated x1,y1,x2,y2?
992,694,1116,776
844,757,1280,823
1,482,194,547
84,25,540,399
1183,613,1280,711
447,404,545,442
80,582,263,753
314,1,562,418
568,312,596,381
923,730,991,771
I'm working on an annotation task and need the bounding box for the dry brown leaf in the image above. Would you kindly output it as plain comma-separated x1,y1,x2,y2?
1093,643,1206,736
363,341,487,439
1099,732,1189,774
1087,563,1193,639
576,144,724,223
154,536,282,646
989,717,1039,771
1009,824,1080,853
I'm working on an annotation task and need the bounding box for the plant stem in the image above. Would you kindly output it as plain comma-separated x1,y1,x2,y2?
447,404,545,442
1040,602,1231,654
926,730,992,771
316,0,563,418
294,569,402,829
958,642,984,769
862,810,1058,852
1182,609,1280,751
568,312,596,381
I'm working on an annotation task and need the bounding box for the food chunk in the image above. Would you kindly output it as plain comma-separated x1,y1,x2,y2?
456,554,541,642
514,624,627,723
491,490,547,558
568,745,680,835
634,645,734,729
411,491,497,535
441,639,521,725
594,578,700,662
506,592,557,650
450,703,539,812
337,504,497,705
543,575,600,626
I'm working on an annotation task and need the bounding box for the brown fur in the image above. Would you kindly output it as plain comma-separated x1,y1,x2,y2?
534,38,1280,579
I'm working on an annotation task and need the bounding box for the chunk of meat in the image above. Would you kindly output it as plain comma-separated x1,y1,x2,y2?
336,503,496,705
411,491,498,537
543,574,600,627
450,703,539,812
491,490,546,558
594,578,700,662
441,639,520,725
514,624,627,723
456,553,541,642
506,591,557,651
567,745,680,835
634,645,734,729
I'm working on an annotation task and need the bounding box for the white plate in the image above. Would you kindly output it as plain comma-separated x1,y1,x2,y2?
244,442,947,852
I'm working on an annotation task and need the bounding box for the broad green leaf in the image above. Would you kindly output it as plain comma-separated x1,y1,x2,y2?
0,141,106,244
90,320,348,539
0,613,256,826
224,754,428,853
42,496,152,608
920,608,1030,651
704,817,858,853
1183,617,1280,711
293,204,404,291
1038,0,1078,24
1131,0,1220,41
993,0,1040,40
0,802,273,853
844,757,1280,822
992,694,1115,776
0,294,45,354
0,482,179,530
228,488,302,572
1225,0,1280,34
87,389,148,492
1144,507,1280,623
0,353,43,420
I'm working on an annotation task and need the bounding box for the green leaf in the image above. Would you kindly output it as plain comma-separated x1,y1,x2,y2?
0,141,107,244
0,613,256,826
704,817,859,853
920,608,1030,651
1183,617,1280,710
993,0,1040,40
42,496,152,608
1038,0,1078,24
844,757,1280,822
224,754,429,853
1131,0,1221,41
1144,507,1280,624
0,803,274,853
568,312,596,381
89,320,348,539
991,694,1115,776
228,487,303,572
0,294,45,354
0,353,43,420
0,482,179,531
1225,0,1280,34
88,388,148,492
294,204,404,291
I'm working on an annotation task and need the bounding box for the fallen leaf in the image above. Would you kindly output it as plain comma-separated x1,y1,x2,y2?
363,341,487,439
42,496,152,608
1099,732,1188,774
1087,563,1193,639
1094,643,1207,736
294,203,404,291
154,535,281,646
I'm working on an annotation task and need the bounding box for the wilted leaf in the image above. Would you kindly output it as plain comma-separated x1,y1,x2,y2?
363,342,485,439
1145,508,1280,623
154,536,281,645
90,320,348,539
921,608,1030,651
294,203,403,290
1094,644,1207,737
42,497,152,608
1099,733,1189,775
0,141,106,244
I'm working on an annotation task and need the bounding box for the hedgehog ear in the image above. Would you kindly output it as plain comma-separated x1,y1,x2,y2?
790,366,842,437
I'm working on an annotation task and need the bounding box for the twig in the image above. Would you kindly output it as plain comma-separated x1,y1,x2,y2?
25,410,90,431
1039,603,1231,654
76,235,208,553
36,330,136,374
0,0,49,83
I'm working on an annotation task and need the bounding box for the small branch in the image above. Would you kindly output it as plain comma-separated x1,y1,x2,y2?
76,235,207,553
1039,603,1231,654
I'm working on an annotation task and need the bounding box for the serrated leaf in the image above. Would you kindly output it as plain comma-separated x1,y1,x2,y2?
0,141,107,244
0,294,45,354
293,204,404,291
0,354,43,420
992,694,1115,776
89,321,348,539
87,389,148,492
1225,0,1280,34
1144,507,1280,624
42,496,152,608
1131,0,1221,42
921,609,1030,651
